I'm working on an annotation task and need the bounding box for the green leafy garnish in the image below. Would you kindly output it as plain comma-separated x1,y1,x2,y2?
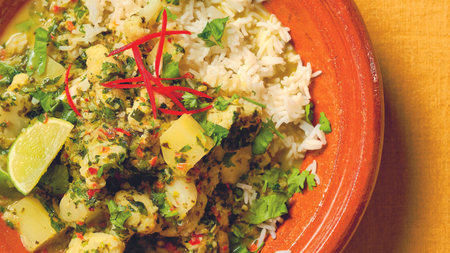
248,194,289,224
200,121,229,146
179,144,192,152
305,102,314,124
130,201,148,216
130,108,145,122
262,167,286,192
252,117,285,155
197,17,229,48
100,62,121,83
74,0,88,19
165,0,179,5
241,96,266,108
287,168,317,195
107,200,132,229
38,165,69,195
214,94,239,110
152,192,179,217
0,62,20,86
15,20,34,32
222,152,237,168
161,52,180,79
156,7,177,22
26,28,50,76
319,111,332,133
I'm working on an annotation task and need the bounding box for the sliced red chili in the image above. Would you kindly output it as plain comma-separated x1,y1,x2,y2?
155,9,168,78
65,64,82,117
108,30,191,57
114,128,131,136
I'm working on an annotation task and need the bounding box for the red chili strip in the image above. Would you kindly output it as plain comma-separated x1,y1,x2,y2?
114,128,131,136
65,64,82,117
132,46,158,119
145,72,187,111
155,9,167,78
108,30,191,57
159,104,212,115
102,76,144,86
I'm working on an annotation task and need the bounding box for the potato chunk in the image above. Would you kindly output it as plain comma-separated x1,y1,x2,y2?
165,177,197,219
160,114,214,175
3,196,63,252
66,232,125,253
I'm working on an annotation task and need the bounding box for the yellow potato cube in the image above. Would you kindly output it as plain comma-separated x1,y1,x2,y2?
7,196,63,252
160,114,214,175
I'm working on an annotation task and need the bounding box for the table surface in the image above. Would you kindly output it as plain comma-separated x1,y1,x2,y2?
343,0,450,252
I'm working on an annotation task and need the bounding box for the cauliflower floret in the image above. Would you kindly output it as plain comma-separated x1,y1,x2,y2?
123,0,163,42
0,91,32,149
66,232,125,253
113,190,160,235
86,44,121,84
59,182,105,224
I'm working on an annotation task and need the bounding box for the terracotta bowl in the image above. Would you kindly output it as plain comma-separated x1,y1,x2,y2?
0,0,383,252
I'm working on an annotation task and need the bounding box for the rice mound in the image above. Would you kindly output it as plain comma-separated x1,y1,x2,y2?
66,0,326,161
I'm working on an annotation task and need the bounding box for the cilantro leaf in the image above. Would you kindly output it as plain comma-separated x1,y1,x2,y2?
27,28,50,76
107,200,132,229
248,194,289,224
152,192,178,217
200,121,229,146
156,7,177,22
197,17,229,48
214,94,239,110
130,201,148,216
261,117,285,139
262,167,286,192
165,0,179,5
179,144,192,152
305,102,314,124
251,128,273,155
38,165,69,195
287,168,317,194
15,20,34,32
319,112,332,133
74,0,88,19
222,152,236,168
161,52,180,79
0,62,20,86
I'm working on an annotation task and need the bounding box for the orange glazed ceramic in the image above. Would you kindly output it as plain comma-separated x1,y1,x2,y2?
0,0,384,252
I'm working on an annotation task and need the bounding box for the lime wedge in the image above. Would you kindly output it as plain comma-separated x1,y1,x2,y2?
7,118,73,195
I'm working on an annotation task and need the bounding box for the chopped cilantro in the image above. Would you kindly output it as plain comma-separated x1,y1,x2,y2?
15,20,34,32
222,152,237,168
74,0,88,19
200,121,229,146
262,167,286,192
130,201,148,216
252,117,285,155
248,194,289,224
179,144,192,152
107,200,132,229
241,96,266,108
0,62,20,86
214,94,239,110
161,52,180,79
305,102,314,124
38,165,69,195
197,17,229,48
319,111,332,133
156,7,177,22
152,192,178,217
287,168,317,195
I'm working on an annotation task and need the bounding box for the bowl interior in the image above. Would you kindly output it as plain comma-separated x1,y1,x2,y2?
0,0,383,252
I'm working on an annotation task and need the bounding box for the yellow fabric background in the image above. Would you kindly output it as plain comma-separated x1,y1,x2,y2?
344,0,450,252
